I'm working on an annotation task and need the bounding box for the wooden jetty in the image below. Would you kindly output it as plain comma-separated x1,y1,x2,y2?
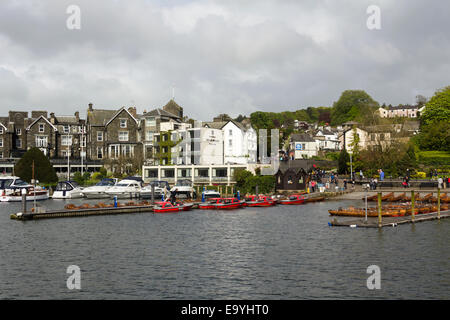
10,204,156,220
329,210,450,228
330,189,450,228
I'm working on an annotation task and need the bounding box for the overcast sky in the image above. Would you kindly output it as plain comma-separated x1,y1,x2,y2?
0,0,449,120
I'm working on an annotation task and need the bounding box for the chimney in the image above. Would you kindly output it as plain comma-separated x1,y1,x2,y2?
50,112,56,124
128,107,137,118
88,103,93,111
74,111,79,121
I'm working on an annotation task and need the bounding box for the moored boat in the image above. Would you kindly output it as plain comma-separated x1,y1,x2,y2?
52,181,84,199
153,201,193,213
279,194,305,205
198,198,222,210
0,187,49,202
213,197,243,210
82,178,118,199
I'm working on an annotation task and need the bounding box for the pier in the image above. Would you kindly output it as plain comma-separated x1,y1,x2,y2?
329,210,450,228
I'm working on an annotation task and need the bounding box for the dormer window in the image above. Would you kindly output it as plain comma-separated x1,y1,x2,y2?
16,128,21,135
39,124,45,133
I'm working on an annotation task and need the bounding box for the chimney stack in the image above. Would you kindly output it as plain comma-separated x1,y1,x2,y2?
128,107,137,118
88,103,93,111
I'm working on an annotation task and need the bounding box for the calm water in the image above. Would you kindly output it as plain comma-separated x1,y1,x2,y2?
0,198,448,299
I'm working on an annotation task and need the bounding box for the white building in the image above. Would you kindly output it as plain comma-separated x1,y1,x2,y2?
171,127,224,165
378,105,425,118
313,129,340,151
290,133,318,159
203,120,257,165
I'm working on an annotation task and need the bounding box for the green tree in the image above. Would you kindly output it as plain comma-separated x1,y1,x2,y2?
420,86,450,126
14,147,58,184
330,90,379,125
417,121,450,151
338,149,350,174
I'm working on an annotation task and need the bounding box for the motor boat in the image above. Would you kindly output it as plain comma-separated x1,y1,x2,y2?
105,179,142,199
0,187,49,202
0,176,49,201
212,197,244,210
82,178,118,199
153,201,193,213
202,189,221,200
279,194,305,205
244,195,277,207
140,181,170,200
170,179,197,199
198,197,223,210
52,181,84,199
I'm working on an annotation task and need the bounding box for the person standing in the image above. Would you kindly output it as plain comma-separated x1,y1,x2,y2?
438,177,443,189
379,169,384,182
170,188,178,205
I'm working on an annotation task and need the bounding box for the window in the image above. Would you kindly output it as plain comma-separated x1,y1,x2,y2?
146,117,156,127
229,139,232,147
119,131,129,142
146,131,153,141
0,138,3,147
97,131,103,141
16,128,21,135
61,135,73,146
62,150,71,157
63,125,70,133
16,139,22,148
123,145,132,157
120,119,127,128
0,127,3,134
97,147,103,159
36,136,48,148
0,151,3,158
229,129,233,135
302,144,306,150
80,136,86,147
39,124,45,133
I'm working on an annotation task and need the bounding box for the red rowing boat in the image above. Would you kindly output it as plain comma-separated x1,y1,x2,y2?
279,194,305,205
153,201,193,213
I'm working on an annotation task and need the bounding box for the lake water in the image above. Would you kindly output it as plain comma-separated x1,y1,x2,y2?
0,198,448,299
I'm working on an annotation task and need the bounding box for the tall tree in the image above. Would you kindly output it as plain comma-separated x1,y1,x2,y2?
14,147,58,184
330,90,379,125
420,86,450,126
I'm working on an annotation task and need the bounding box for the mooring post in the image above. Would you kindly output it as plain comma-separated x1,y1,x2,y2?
21,188,27,214
237,190,240,200
411,190,415,223
377,192,382,228
256,185,259,196
114,195,118,208
151,184,155,205
437,188,440,219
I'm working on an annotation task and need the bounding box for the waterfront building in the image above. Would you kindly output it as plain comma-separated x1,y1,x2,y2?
203,120,257,165
313,129,340,151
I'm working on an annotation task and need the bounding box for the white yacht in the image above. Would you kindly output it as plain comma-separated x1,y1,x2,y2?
140,181,170,200
170,179,197,199
0,176,49,202
105,179,142,199
52,181,85,199
82,178,118,199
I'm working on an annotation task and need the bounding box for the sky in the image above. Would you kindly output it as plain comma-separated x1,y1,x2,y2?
0,0,449,120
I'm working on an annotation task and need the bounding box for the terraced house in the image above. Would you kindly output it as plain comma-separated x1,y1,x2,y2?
86,103,142,173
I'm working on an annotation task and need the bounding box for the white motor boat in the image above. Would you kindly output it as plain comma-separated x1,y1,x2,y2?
0,187,49,202
82,178,118,199
202,189,221,200
0,176,49,201
105,179,142,199
140,181,170,200
170,179,197,199
52,181,84,199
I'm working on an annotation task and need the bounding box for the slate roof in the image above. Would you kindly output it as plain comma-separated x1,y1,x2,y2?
87,109,116,126
143,108,180,119
290,133,315,142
